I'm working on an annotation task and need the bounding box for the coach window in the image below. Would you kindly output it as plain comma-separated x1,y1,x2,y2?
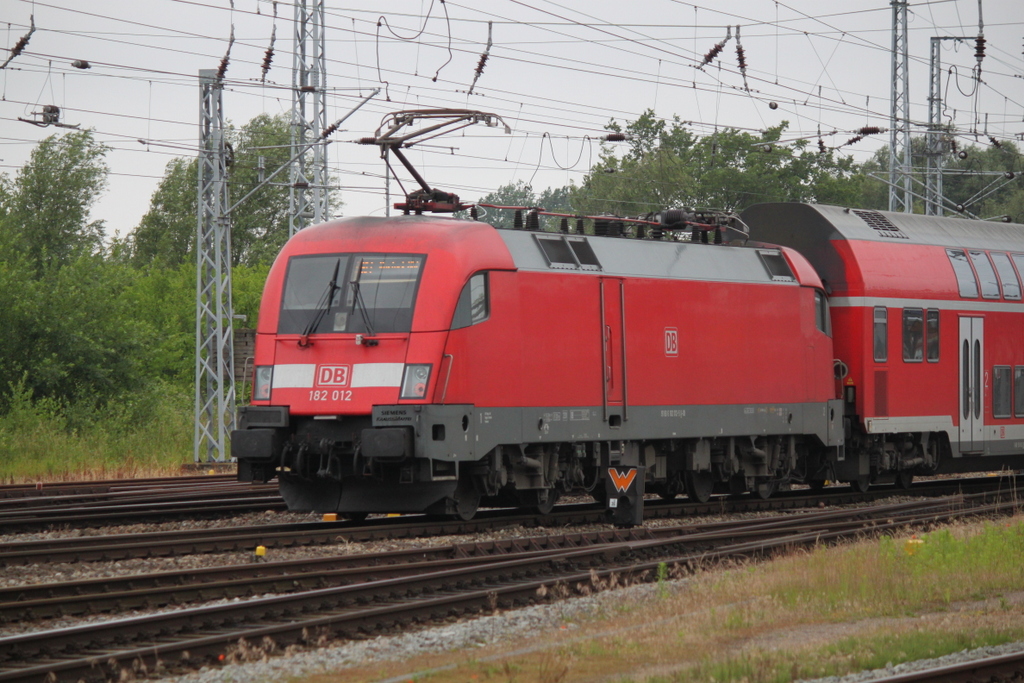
969,251,1000,299
990,252,1022,300
873,307,887,362
993,366,1012,419
926,309,940,362
946,249,978,298
1015,367,1024,418
451,272,489,329
902,308,924,362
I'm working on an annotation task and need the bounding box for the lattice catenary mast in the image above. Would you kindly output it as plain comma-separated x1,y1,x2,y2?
289,0,330,236
194,69,236,463
889,0,912,213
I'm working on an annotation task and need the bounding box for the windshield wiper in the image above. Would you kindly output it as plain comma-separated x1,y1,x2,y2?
298,258,341,347
350,262,378,344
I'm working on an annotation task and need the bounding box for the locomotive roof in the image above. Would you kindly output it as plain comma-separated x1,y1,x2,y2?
496,226,820,288
740,202,1024,252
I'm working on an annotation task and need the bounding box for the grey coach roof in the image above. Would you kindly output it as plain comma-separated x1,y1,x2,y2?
741,202,1024,252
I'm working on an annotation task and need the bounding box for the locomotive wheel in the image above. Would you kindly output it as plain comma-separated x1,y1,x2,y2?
895,471,914,490
849,476,870,493
452,478,481,521
521,488,560,515
684,471,714,503
754,480,777,500
453,490,480,521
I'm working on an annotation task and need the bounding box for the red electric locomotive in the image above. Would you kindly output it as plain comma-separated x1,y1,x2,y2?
233,210,844,520
740,203,1024,488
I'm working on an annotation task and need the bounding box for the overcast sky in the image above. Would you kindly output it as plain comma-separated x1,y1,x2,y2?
1,0,1021,238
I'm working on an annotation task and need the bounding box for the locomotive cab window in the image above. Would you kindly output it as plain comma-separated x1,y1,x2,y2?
993,366,1012,419
278,253,425,335
946,249,979,298
451,272,489,329
902,308,924,362
873,307,887,362
814,290,831,336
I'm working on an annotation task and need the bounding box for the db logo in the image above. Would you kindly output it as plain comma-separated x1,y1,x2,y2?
607,467,637,494
316,365,350,387
664,327,679,357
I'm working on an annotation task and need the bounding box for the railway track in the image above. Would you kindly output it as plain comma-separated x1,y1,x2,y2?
0,476,1010,567
0,489,1018,683
869,648,1024,682
0,475,236,500
0,479,285,531
0,495,997,624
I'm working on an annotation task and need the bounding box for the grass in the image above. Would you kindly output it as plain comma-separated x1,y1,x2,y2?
307,516,1024,683
0,383,194,482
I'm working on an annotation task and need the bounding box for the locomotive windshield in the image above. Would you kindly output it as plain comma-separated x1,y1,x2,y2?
279,253,425,334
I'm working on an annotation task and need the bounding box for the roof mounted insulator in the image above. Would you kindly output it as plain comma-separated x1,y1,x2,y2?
714,227,723,244
575,218,585,234
525,210,540,231
636,224,647,239
594,218,609,237
559,217,569,233
470,206,479,220
513,210,523,230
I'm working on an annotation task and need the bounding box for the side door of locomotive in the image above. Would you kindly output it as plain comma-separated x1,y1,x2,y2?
600,277,626,422
958,316,984,452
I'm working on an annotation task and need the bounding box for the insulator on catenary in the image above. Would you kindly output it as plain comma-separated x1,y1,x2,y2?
217,26,235,80
357,137,378,145
735,26,749,91
858,126,883,136
818,138,827,154
989,136,1002,149
603,133,626,142
768,101,779,110
71,60,90,69
321,123,338,139
975,35,986,63
1,15,35,70
699,26,732,68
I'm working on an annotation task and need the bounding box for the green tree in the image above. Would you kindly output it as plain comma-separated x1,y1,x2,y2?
572,110,864,217
475,180,574,230
129,113,339,267
0,130,109,268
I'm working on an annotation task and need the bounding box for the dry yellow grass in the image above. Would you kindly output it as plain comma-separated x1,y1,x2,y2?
302,515,1024,683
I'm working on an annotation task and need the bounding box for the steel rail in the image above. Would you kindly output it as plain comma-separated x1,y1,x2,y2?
0,477,1014,566
0,492,1008,683
0,494,987,622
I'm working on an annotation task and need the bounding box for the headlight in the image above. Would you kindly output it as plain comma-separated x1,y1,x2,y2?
400,364,432,400
254,366,273,401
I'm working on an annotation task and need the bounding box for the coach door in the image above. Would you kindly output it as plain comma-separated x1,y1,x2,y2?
959,317,984,452
600,277,627,423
